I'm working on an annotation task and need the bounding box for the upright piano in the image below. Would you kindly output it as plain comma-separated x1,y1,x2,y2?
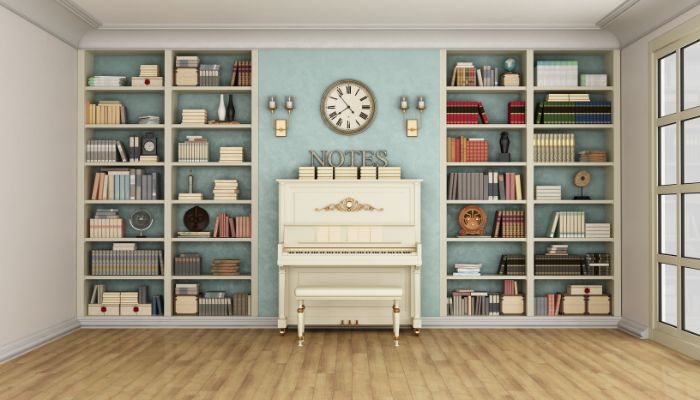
277,179,422,332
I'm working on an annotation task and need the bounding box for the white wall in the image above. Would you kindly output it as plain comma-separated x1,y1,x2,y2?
621,4,700,335
0,6,78,360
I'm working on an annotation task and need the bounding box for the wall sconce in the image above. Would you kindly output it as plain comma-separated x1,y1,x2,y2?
268,96,294,137
400,96,425,137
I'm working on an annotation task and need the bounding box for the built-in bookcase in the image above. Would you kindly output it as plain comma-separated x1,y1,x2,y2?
77,49,258,323
439,49,620,322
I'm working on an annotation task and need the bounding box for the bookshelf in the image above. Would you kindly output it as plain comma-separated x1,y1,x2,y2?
439,49,621,321
77,49,258,322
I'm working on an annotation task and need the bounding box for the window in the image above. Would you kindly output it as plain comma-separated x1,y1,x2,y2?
660,194,677,255
683,117,700,183
660,264,678,326
683,194,700,259
660,124,677,185
683,267,700,334
683,40,700,111
660,53,677,117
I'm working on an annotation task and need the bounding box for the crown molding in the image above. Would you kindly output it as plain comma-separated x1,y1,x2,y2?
54,0,100,28
597,0,640,28
96,22,601,30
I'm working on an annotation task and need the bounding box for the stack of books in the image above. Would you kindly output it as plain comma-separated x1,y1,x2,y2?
298,167,315,180
317,167,333,180
91,246,163,276
175,283,199,315
446,101,488,124
580,74,608,87
548,211,586,238
87,76,126,87
219,147,244,163
536,60,578,86
360,166,377,180
585,253,612,275
177,231,211,238
138,115,160,125
453,263,482,276
448,172,522,200
178,136,209,162
120,292,139,306
198,64,220,86
545,244,569,255
378,167,401,180
213,179,239,200
175,283,199,296
534,133,575,162
497,254,526,275
175,56,200,86
139,65,159,77
101,292,121,306
446,137,488,162
132,65,162,87
89,209,124,238
178,192,203,201
231,60,252,86
536,185,562,200
450,62,476,86
181,109,207,125
508,101,526,124
86,101,126,125
90,170,159,200
334,167,358,180
578,150,608,162
492,210,525,238
211,259,240,276
585,223,611,238
174,253,201,275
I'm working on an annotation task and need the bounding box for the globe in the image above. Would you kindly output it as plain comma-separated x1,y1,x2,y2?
504,58,517,73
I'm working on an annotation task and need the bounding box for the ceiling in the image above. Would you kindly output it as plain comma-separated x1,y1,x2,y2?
66,0,631,29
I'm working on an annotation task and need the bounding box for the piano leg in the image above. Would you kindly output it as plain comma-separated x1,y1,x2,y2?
392,302,400,347
297,301,305,347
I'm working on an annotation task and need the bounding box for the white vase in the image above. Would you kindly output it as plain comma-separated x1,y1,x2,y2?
217,94,226,121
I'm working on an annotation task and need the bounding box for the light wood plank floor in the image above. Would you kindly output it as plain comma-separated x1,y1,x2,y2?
0,328,699,399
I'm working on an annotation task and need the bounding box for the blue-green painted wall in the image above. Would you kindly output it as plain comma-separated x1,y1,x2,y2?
258,49,441,317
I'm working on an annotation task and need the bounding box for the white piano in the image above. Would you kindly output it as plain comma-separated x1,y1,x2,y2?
277,179,422,333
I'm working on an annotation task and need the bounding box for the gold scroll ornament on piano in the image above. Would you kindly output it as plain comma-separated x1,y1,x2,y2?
315,197,383,212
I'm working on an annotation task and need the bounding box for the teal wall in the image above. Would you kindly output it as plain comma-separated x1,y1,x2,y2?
258,49,441,317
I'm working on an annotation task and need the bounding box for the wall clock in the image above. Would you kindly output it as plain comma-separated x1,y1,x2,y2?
458,205,487,236
320,79,376,135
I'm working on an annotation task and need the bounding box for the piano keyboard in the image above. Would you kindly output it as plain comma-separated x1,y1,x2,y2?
284,247,416,255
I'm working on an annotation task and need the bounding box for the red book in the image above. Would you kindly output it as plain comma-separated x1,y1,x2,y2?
478,102,489,124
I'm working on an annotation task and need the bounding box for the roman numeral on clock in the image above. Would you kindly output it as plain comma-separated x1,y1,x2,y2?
346,121,350,129
327,105,335,109
359,112,368,120
329,111,337,120
336,118,343,127
336,88,343,97
362,105,371,110
346,85,352,94
360,96,367,101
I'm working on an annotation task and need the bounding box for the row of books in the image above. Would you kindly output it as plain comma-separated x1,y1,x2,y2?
86,136,157,163
535,60,578,87
198,64,221,86
198,294,251,316
535,254,612,276
449,62,505,87
535,101,612,124
492,210,525,238
91,247,163,276
497,254,526,275
86,101,126,125
447,172,523,200
213,214,252,238
536,293,562,316
91,170,160,200
452,263,482,276
87,76,126,87
298,166,401,180
89,209,124,238
536,294,610,316
548,212,611,238
508,101,526,124
579,74,608,87
448,291,501,316
446,137,488,162
178,136,209,162
231,60,252,86
174,253,201,275
536,185,561,200
446,101,489,124
533,133,575,162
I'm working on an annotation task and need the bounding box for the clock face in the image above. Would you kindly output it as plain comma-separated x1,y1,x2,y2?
143,141,156,152
321,79,376,135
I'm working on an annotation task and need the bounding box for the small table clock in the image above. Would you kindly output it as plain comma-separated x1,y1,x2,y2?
129,209,154,237
458,205,487,236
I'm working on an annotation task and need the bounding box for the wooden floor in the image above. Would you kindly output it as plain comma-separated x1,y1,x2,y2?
0,328,699,399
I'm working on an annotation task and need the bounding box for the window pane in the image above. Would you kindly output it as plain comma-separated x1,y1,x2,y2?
660,53,677,116
683,117,700,183
660,124,677,185
684,267,700,334
660,194,677,255
660,263,678,326
684,193,700,258
683,40,700,110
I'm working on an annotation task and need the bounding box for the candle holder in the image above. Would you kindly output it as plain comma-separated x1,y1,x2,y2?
268,95,294,137
400,96,426,137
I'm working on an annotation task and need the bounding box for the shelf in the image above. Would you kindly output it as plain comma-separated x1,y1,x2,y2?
85,124,164,130
171,200,252,205
172,162,251,167
533,124,613,130
534,237,613,242
446,86,526,93
85,238,164,242
534,200,613,205
447,275,527,280
85,86,164,93
534,86,613,92
447,124,526,130
447,237,526,243
534,162,613,167
172,86,251,93
534,276,614,280
85,200,164,204
85,276,164,280
172,124,252,130
446,162,527,167
171,275,252,280
447,200,526,205
86,162,164,167
171,238,252,242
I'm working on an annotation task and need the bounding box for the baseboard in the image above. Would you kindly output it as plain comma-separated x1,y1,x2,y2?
618,317,650,339
422,316,621,328
0,318,80,363
79,316,278,328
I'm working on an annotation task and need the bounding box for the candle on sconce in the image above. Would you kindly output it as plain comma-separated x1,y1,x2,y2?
268,96,277,111
417,96,425,111
285,96,294,110
400,96,408,111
